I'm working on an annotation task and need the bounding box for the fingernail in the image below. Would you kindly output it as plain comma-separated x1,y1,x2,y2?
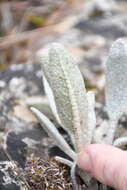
77,151,92,172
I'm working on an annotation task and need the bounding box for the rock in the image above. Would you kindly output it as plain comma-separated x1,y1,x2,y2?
0,63,55,189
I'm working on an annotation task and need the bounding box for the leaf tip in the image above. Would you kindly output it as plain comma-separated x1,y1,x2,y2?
110,38,127,58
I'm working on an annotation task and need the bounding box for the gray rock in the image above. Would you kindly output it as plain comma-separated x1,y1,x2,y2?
0,63,54,189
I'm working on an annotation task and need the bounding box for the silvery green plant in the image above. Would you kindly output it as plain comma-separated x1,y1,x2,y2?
105,39,127,146
31,39,127,190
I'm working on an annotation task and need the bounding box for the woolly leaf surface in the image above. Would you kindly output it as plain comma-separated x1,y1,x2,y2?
105,39,127,120
37,43,88,151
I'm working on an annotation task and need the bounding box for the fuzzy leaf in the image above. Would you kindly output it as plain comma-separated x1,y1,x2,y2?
31,107,76,160
86,91,96,144
43,75,61,124
105,39,127,120
55,156,73,167
39,47,61,124
37,43,88,152
113,137,127,148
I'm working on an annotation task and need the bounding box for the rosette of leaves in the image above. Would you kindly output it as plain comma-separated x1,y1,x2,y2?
31,39,127,190
31,43,97,189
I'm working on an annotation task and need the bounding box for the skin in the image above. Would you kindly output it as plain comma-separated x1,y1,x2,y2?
77,144,127,190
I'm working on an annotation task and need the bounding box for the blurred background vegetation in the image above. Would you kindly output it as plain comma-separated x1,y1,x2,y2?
0,0,82,70
1,0,127,96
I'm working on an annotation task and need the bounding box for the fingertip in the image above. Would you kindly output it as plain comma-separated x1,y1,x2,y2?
77,149,92,172
77,144,127,190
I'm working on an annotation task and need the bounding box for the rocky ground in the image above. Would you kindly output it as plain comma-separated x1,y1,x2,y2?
0,0,127,189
